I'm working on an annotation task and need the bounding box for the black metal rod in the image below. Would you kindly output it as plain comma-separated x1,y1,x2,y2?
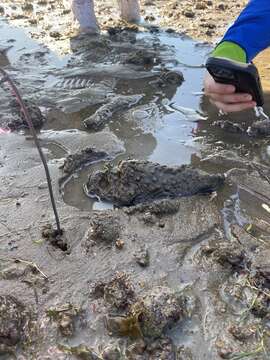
0,68,62,234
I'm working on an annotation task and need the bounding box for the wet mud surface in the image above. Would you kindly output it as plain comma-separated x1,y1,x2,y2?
1,0,270,359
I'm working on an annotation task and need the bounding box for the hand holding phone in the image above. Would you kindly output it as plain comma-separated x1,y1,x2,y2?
206,57,264,107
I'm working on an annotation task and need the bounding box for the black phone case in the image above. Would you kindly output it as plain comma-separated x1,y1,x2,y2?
206,57,264,107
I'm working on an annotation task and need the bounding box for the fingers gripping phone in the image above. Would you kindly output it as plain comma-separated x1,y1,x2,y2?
206,57,264,107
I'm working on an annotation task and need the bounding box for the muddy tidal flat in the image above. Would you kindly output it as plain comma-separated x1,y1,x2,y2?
1,0,270,359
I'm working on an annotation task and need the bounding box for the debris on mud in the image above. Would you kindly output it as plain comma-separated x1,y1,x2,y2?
125,339,146,357
90,272,136,312
83,95,143,131
105,286,190,340
159,0,246,40
58,343,102,360
133,245,150,267
123,49,155,67
209,240,247,270
60,147,109,177
125,337,177,359
145,337,176,359
105,313,142,338
252,250,270,285
42,224,69,252
151,69,185,88
8,98,45,130
0,258,48,289
228,324,257,342
46,303,80,337
0,295,31,354
248,119,270,136
84,212,121,249
0,47,10,67
130,286,186,339
102,345,122,360
86,160,225,206
213,120,245,134
200,150,251,170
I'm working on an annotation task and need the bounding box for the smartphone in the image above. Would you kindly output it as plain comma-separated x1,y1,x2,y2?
206,57,264,107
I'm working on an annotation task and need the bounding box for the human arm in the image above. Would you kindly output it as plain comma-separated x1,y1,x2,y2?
204,0,270,112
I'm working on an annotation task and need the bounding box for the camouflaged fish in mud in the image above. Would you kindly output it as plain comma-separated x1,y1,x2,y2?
83,94,143,131
86,160,225,206
60,147,109,177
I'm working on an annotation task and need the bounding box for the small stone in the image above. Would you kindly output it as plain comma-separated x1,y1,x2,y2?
183,10,195,18
134,245,150,267
145,15,156,21
62,9,71,15
217,3,227,10
29,18,38,25
115,239,125,249
49,31,61,39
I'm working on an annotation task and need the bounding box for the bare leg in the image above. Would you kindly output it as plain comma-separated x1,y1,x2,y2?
118,0,140,23
71,0,99,33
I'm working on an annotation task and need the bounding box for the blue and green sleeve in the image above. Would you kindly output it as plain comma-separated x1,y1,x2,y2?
213,0,270,63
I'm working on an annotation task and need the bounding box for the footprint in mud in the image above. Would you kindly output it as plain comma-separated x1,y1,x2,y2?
86,159,225,206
